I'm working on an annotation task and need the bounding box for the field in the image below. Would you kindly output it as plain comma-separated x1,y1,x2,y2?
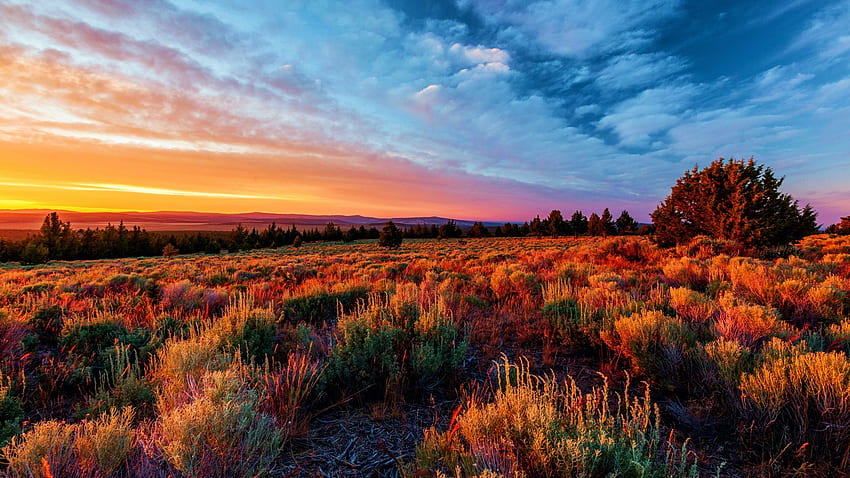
1,235,849,476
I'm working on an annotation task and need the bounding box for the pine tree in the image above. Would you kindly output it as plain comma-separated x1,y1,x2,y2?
379,221,403,248
569,211,588,237
467,222,490,238
615,210,638,234
547,210,565,238
600,208,615,237
587,213,604,236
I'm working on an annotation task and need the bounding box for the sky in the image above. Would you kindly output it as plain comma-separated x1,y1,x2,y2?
0,0,848,223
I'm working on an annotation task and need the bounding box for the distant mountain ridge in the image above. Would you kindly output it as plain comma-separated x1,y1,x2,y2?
0,209,501,231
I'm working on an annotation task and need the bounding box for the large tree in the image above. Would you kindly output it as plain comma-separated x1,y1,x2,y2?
651,158,819,247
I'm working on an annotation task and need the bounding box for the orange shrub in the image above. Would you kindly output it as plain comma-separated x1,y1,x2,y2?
714,295,788,348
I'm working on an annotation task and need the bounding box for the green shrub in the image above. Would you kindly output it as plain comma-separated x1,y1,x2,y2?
406,356,698,477
74,407,135,476
2,408,136,478
0,374,23,448
84,345,155,419
205,294,276,362
61,321,151,358
323,295,466,401
281,285,369,324
542,280,615,349
698,338,752,404
29,305,64,345
410,308,466,393
158,367,283,478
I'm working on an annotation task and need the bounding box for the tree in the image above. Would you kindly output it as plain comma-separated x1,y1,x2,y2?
162,243,179,257
20,240,48,265
547,210,565,238
600,208,615,237
322,222,342,241
39,212,73,259
569,211,587,237
467,222,490,238
616,210,639,235
587,213,604,236
651,158,819,247
438,220,462,239
379,221,403,249
529,216,543,238
342,226,357,243
825,216,850,235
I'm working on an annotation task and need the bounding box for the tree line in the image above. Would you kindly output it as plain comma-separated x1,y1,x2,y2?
0,207,645,264
0,213,389,264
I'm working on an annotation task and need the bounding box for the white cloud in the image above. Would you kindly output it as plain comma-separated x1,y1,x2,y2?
461,0,680,57
449,43,510,65
598,85,697,146
596,53,688,90
788,0,850,60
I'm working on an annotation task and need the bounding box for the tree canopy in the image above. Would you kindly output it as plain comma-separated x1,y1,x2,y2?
651,158,819,247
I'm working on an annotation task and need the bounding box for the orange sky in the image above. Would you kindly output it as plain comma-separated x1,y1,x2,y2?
0,137,572,220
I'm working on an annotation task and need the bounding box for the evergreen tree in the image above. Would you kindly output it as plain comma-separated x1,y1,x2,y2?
467,222,490,238
587,212,604,236
569,211,588,237
651,158,819,247
438,220,462,239
529,216,543,238
39,212,72,259
615,210,639,234
21,240,49,265
547,210,565,238
826,216,850,235
600,208,615,237
379,221,403,249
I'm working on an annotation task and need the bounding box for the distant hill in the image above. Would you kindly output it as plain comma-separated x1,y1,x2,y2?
0,210,501,231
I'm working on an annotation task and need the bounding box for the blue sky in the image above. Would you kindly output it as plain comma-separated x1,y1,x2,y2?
0,0,848,222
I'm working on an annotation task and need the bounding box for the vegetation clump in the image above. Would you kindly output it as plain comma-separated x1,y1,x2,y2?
324,292,467,401
407,357,698,477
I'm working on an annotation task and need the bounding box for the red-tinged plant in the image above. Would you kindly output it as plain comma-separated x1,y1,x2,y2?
261,350,324,440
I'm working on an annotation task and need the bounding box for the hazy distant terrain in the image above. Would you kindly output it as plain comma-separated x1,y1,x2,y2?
0,209,498,232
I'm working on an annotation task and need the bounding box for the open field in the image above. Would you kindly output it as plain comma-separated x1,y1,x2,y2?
0,235,849,476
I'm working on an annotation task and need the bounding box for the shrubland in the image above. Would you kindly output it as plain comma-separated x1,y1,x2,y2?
0,234,847,475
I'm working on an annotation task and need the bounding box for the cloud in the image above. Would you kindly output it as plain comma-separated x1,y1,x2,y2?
789,0,850,60
596,53,688,90
460,0,680,57
449,43,510,65
598,85,697,147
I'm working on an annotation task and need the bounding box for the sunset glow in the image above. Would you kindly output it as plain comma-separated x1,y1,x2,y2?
1,1,849,222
